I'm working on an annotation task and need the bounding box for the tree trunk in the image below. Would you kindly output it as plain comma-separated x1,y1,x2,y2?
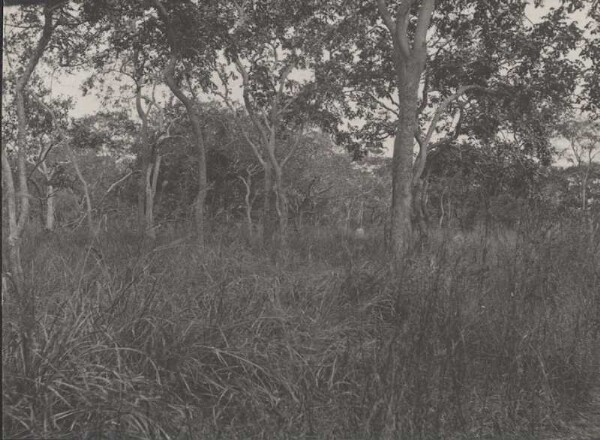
192,119,207,243
137,183,146,233
239,172,254,238
145,154,161,239
390,76,420,255
273,165,288,247
582,166,590,210
135,81,151,236
1,148,33,377
151,0,207,245
45,184,55,231
144,165,155,239
137,151,150,233
68,147,95,236
413,178,428,236
262,163,276,246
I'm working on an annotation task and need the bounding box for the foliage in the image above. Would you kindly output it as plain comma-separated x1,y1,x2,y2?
317,0,592,161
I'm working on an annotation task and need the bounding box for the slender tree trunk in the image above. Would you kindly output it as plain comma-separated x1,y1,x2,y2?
137,184,145,233
262,163,276,246
239,172,254,238
1,148,29,334
582,166,590,210
45,184,55,231
137,150,150,233
144,165,154,239
68,147,95,236
422,178,430,222
145,154,161,239
135,81,152,236
273,165,288,247
413,178,428,236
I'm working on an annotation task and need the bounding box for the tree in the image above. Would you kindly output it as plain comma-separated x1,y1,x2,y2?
559,119,600,210
149,0,227,244
80,0,176,239
1,0,65,380
215,0,334,247
319,0,590,258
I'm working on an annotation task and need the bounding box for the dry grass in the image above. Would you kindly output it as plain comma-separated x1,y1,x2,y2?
2,215,599,439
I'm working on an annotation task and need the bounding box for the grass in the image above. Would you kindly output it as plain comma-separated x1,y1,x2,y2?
2,213,599,439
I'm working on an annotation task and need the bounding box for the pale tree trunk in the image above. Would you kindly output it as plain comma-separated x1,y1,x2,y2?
137,152,150,234
67,146,95,236
1,5,55,380
272,164,288,247
267,133,289,248
413,178,428,236
39,162,56,231
45,184,55,231
239,166,257,238
134,80,158,238
145,154,162,239
376,0,433,258
582,165,590,211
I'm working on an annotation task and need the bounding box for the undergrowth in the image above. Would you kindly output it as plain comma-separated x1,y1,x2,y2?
2,216,599,439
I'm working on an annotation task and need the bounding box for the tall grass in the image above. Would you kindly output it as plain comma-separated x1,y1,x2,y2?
2,215,599,439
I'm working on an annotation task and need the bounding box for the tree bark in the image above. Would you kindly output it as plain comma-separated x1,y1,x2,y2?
390,75,420,254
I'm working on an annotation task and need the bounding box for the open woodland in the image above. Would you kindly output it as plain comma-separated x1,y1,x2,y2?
2,0,600,438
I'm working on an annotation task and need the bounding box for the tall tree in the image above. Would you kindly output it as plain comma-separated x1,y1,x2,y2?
320,0,590,257
149,0,227,244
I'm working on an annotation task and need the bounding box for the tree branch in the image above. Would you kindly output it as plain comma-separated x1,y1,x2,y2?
233,54,271,145
365,91,400,117
395,1,413,59
413,0,435,55
413,85,483,184
376,0,410,60
281,126,304,168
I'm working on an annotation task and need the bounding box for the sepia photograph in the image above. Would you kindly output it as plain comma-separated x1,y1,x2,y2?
2,0,599,438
